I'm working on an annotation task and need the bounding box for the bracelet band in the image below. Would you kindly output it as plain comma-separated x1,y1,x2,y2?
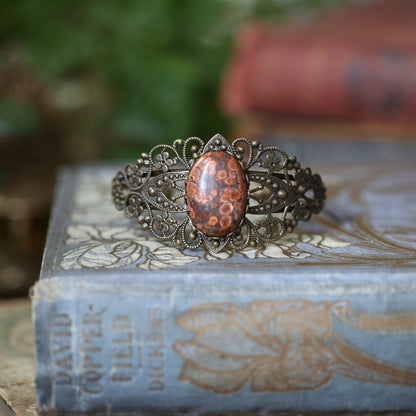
112,134,326,253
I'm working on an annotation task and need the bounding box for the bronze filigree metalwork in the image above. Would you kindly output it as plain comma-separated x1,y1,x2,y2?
112,134,325,253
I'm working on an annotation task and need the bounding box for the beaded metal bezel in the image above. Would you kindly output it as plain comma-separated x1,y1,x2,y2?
112,134,326,253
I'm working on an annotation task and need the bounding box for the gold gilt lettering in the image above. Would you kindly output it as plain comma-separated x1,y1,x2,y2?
111,315,134,383
82,370,103,394
83,355,101,369
52,313,73,386
82,325,102,338
147,308,165,392
56,355,72,370
113,315,131,329
55,372,72,385
149,344,163,358
149,358,163,372
52,339,71,355
81,305,107,395
83,306,107,325
82,337,101,352
113,345,133,359
149,379,164,391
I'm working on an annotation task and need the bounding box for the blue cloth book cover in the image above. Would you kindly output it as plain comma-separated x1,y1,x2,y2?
32,139,416,414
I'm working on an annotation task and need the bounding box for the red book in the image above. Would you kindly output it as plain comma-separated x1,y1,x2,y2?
221,0,416,124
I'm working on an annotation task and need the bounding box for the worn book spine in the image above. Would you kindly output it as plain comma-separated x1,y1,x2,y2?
33,275,416,415
221,23,416,123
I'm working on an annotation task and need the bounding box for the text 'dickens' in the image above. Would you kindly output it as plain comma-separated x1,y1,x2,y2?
51,304,166,394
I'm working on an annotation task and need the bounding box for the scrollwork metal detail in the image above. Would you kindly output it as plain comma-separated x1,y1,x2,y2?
112,134,326,253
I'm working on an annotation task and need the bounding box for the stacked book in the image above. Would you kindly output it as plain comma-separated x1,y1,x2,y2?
32,138,416,414
221,0,416,139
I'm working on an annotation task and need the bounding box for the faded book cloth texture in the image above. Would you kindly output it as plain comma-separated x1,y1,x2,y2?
55,163,415,270
32,153,416,414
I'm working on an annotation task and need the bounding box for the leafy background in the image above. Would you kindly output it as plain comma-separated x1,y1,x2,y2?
0,0,349,297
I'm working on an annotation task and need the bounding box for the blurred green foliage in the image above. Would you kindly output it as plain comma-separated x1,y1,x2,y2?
0,99,39,137
0,0,347,157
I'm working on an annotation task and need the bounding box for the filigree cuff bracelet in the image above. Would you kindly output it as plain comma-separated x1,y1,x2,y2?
112,134,325,253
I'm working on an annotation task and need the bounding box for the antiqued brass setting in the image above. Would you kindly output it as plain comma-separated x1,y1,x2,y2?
111,134,326,253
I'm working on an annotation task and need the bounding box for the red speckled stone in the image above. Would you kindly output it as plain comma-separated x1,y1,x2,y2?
186,151,248,237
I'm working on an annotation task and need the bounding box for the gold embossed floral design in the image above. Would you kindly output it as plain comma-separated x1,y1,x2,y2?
60,224,349,270
174,300,416,393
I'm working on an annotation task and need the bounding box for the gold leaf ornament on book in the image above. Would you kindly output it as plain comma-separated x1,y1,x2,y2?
174,300,416,393
59,164,416,270
59,224,348,270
